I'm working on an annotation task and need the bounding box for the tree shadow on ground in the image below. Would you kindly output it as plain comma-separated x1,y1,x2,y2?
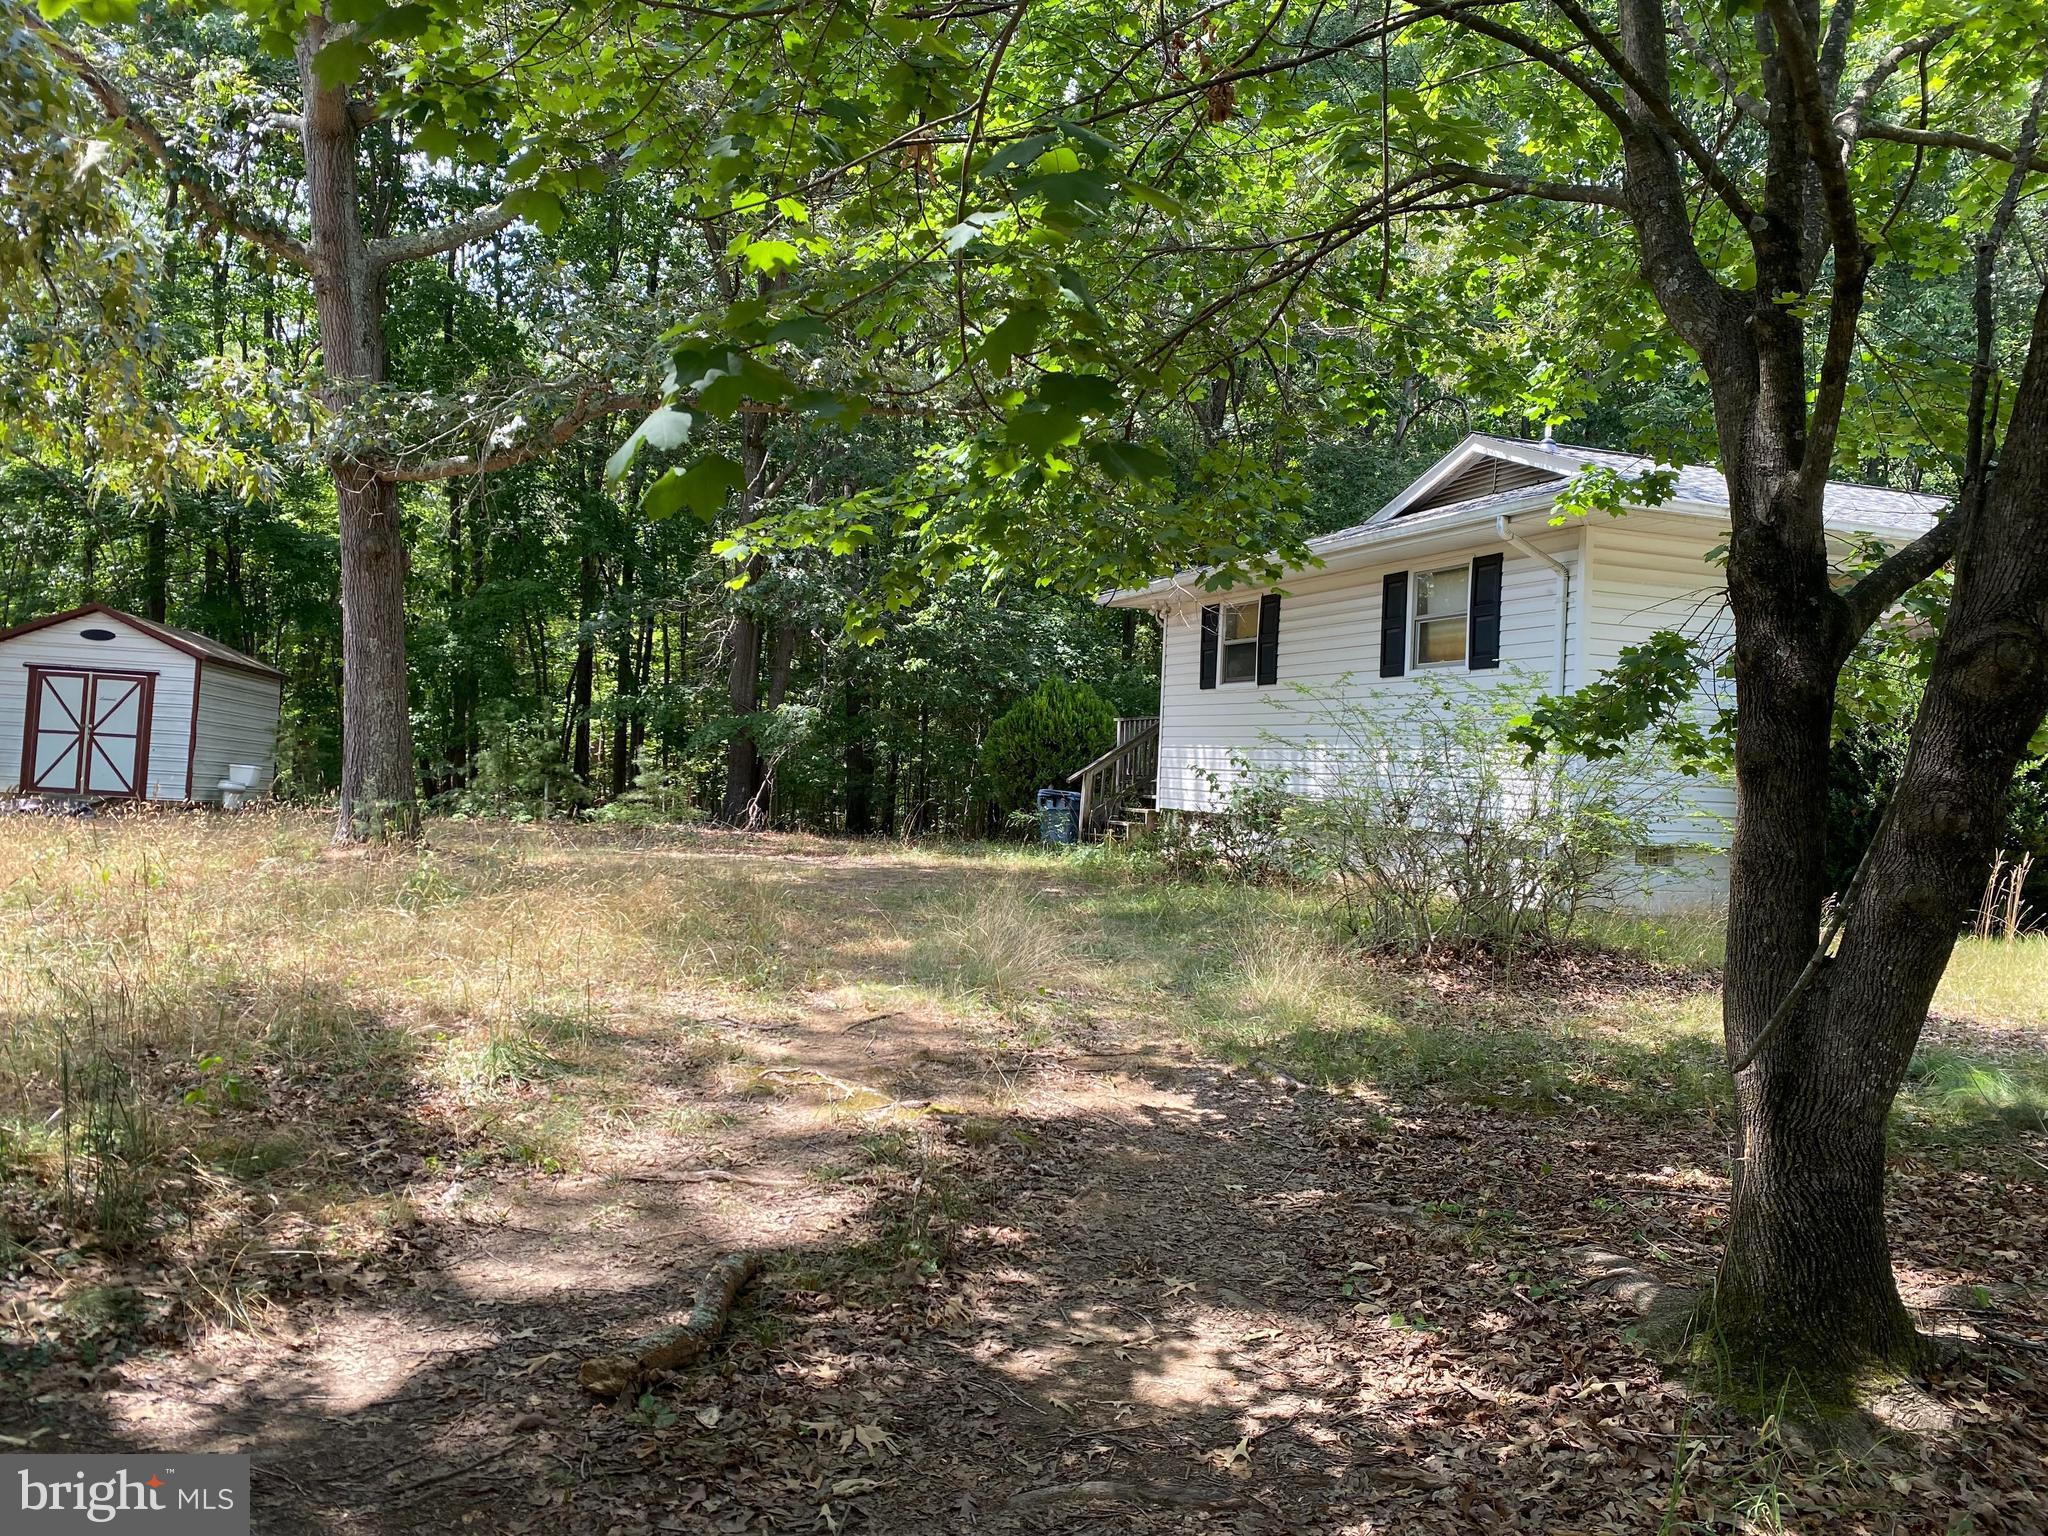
12,1047,2046,1536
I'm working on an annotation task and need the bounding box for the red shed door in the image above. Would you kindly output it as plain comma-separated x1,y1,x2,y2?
23,668,153,798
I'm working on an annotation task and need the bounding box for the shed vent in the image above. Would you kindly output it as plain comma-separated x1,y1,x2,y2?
1401,455,1563,516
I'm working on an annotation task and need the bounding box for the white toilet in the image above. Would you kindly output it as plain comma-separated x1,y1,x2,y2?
216,764,266,810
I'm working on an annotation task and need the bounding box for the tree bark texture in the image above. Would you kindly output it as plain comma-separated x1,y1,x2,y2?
298,19,416,841
1601,0,2048,1377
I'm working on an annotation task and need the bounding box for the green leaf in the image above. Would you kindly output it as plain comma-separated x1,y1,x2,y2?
1056,119,1117,162
502,186,564,235
413,121,460,161
312,36,375,88
643,453,747,522
1034,372,1119,415
1084,438,1175,481
740,237,803,275
976,303,1045,376
606,406,693,483
1003,404,1082,454
942,211,1010,254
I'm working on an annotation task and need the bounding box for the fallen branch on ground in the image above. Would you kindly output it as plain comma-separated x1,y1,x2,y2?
756,1067,870,1100
1005,1479,1248,1512
624,1168,802,1188
1574,1247,1683,1317
579,1251,765,1397
1251,1059,1310,1093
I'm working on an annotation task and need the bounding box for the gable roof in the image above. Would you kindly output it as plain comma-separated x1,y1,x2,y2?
0,603,285,681
1357,433,1945,537
1105,433,1946,606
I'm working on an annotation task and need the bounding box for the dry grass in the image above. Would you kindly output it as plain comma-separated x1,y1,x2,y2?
1934,933,2048,1027
1,811,2039,1301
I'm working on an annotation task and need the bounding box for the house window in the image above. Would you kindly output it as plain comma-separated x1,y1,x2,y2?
1412,564,1470,666
1219,600,1261,683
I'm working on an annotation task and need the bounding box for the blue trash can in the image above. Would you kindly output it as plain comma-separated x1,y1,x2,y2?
1036,788,1082,844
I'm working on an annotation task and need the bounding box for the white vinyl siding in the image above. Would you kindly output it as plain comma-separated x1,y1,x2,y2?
190,665,283,804
0,616,195,799
1580,516,1736,846
1153,531,1579,812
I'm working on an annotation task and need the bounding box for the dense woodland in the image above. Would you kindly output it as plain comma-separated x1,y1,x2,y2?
0,51,1721,833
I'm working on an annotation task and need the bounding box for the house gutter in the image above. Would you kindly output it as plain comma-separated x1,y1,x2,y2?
1496,515,1571,690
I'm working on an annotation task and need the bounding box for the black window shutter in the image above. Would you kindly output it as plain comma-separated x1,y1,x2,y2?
1199,604,1219,689
1469,553,1504,670
1379,572,1407,678
1255,593,1281,685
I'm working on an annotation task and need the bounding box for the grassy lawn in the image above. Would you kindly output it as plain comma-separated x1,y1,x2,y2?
1,811,2043,1532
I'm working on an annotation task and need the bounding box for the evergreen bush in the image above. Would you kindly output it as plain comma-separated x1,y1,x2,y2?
977,679,1116,821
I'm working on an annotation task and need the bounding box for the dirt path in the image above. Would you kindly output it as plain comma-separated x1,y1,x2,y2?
8,874,2046,1534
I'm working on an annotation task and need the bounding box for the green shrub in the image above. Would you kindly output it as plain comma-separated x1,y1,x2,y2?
977,678,1116,819
1278,673,1692,953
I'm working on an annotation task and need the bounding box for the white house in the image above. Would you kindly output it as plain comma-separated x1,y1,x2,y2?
0,604,284,804
1094,434,1943,898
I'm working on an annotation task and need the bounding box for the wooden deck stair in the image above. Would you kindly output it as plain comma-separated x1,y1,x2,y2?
1069,715,1160,839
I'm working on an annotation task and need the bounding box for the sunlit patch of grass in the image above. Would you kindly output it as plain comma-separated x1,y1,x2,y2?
1186,936,1732,1122
1897,1045,2048,1140
908,882,1073,1009
1934,935,2048,1026
442,1022,569,1093
1575,904,1727,970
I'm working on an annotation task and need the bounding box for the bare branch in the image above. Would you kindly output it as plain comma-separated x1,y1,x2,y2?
28,12,313,271
1838,514,1959,639
374,392,654,484
1854,119,2048,173
368,205,519,271
1834,24,1954,146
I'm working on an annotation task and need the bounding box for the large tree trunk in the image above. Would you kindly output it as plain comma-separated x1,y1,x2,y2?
299,19,416,842
334,466,418,839
1699,328,1918,1377
720,565,765,826
1713,282,2048,1375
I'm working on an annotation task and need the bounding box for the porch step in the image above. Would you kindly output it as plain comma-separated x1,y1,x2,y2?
1103,803,1160,841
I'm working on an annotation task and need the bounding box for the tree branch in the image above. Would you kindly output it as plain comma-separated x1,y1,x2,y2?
28,12,313,271
1761,0,1869,508
1761,0,1859,252
1435,164,1626,206
374,392,655,483
1854,120,2048,173
367,205,520,271
1668,11,1766,123
1544,0,1758,226
1834,24,1954,146
1838,514,1959,639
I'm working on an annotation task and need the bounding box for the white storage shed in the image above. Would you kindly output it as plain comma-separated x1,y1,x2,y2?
0,604,283,804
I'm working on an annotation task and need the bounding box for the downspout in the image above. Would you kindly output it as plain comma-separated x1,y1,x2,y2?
1496,514,1570,691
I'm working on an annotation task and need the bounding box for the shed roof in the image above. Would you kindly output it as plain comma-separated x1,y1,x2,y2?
0,604,285,681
